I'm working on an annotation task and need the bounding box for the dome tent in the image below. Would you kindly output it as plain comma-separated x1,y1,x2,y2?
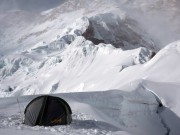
24,95,72,126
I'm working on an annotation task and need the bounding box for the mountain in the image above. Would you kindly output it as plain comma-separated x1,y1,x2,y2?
0,0,180,135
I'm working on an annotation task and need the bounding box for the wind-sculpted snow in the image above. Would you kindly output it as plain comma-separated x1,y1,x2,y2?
0,1,180,134
0,35,154,96
0,10,156,95
1,0,180,49
0,55,34,77
0,2,158,57
0,88,173,135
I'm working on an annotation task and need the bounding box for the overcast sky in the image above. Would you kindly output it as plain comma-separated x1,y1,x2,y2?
0,0,65,12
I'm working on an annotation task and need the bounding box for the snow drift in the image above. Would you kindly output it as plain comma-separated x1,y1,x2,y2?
0,0,180,135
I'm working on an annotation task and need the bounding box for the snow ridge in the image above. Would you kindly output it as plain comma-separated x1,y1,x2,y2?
0,1,180,135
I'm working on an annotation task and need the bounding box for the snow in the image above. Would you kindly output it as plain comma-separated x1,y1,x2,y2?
0,89,168,135
0,36,154,96
0,0,180,135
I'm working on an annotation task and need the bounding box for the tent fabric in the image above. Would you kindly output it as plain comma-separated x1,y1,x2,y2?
24,95,72,126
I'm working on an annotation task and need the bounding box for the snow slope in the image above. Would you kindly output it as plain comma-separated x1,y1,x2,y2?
0,36,180,135
0,36,154,96
0,0,180,135
0,89,171,135
0,6,156,96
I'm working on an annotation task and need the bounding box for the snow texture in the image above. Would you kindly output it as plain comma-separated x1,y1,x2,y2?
0,0,180,135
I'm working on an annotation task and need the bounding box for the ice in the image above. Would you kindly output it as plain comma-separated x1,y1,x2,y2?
0,0,180,135
0,88,170,135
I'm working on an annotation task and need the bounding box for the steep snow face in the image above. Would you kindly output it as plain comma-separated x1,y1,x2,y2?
0,36,154,97
0,89,170,135
0,9,155,57
1,11,180,98
142,41,180,82
0,5,157,97
0,9,85,56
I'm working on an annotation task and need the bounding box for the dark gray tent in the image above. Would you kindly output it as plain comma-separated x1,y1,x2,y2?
24,95,72,126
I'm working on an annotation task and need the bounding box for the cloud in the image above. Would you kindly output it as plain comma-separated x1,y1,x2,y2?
115,0,180,47
0,0,65,12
